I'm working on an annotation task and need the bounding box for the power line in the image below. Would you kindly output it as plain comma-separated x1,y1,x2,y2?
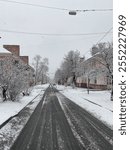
83,27,113,56
75,9,113,12
0,29,113,36
0,0,113,12
0,0,68,11
96,27,113,45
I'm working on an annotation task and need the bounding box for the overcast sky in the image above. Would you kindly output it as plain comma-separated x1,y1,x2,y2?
0,0,112,77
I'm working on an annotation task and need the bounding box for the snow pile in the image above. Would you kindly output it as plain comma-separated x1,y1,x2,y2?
0,84,49,125
56,85,113,128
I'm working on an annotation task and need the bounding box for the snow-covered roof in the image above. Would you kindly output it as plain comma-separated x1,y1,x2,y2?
0,46,11,53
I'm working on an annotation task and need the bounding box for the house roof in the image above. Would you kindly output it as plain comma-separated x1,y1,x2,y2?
0,46,11,54
0,45,34,72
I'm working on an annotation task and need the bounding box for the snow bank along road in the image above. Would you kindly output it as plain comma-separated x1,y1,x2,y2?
10,85,113,150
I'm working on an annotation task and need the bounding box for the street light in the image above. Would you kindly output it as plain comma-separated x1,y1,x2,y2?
69,11,77,15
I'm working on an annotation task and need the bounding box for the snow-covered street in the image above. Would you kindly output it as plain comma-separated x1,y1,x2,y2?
0,84,113,150
0,84,113,129
9,85,113,150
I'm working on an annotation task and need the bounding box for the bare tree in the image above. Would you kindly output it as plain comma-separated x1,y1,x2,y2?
32,55,41,85
39,58,49,84
57,50,81,86
54,69,62,84
32,55,49,85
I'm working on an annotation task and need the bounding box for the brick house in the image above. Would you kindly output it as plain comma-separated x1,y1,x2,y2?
0,45,35,86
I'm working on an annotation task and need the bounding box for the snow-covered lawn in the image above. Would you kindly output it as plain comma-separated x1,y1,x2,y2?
56,85,113,129
0,84,49,126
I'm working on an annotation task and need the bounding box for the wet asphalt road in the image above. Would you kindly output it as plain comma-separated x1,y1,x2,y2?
10,86,113,150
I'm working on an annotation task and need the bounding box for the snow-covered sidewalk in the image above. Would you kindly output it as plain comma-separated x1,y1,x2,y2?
56,85,113,129
0,84,49,126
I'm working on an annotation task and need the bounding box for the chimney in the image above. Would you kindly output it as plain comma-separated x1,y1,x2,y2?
20,56,29,65
3,45,20,56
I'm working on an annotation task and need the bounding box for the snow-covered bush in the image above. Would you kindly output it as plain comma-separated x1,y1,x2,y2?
0,55,31,101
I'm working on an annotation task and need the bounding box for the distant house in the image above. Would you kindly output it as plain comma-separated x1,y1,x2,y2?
0,45,35,86
76,54,111,90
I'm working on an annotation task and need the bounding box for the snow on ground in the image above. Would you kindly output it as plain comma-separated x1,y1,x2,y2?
0,84,49,126
0,83,113,129
56,85,113,129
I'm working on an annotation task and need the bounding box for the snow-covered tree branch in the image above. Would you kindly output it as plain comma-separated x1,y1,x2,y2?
54,50,82,86
32,55,49,85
